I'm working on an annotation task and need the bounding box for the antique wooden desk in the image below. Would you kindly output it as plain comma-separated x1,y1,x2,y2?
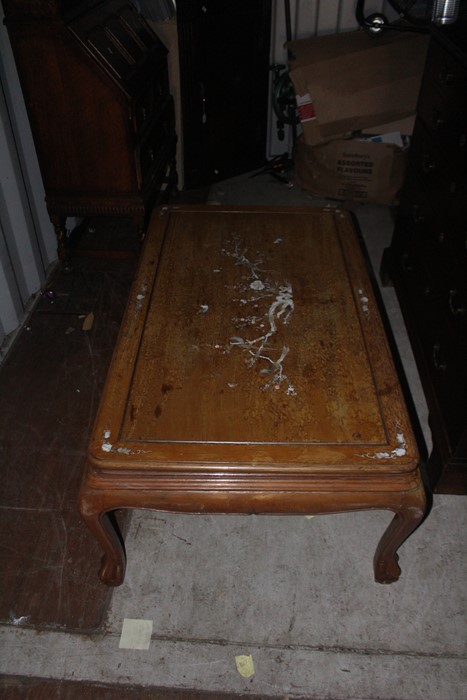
79,205,426,586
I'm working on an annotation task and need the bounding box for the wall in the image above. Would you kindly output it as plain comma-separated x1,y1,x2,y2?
0,5,57,358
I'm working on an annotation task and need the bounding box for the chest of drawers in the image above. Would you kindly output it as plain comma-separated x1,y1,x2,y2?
382,24,467,494
3,0,176,260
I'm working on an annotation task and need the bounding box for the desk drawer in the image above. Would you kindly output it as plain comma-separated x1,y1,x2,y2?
70,1,165,88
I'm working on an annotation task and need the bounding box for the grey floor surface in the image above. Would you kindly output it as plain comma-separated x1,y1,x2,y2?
1,171,466,699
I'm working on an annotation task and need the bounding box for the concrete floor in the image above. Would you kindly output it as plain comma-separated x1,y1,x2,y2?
1,171,466,699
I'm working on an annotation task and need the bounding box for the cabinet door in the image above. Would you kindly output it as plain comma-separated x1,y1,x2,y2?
177,0,272,189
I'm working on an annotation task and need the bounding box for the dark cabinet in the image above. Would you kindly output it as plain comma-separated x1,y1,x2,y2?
3,0,176,259
176,0,272,189
382,20,467,494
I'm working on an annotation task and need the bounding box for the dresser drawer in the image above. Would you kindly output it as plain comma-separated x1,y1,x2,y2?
426,333,467,449
402,178,467,270
394,180,437,261
396,253,467,445
406,123,467,260
421,37,467,107
409,119,467,209
417,39,467,167
425,250,467,356
394,199,465,357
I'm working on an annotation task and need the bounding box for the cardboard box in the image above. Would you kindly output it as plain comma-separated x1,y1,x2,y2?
294,132,408,205
288,30,429,146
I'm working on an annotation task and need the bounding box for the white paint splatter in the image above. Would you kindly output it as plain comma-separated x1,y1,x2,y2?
360,433,407,460
232,315,260,329
218,237,296,395
255,345,295,393
267,284,294,333
135,282,148,312
250,280,265,291
358,288,370,318
101,441,149,456
221,239,265,280
10,614,31,625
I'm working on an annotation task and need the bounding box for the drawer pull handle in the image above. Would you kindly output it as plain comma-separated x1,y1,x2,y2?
432,344,447,372
401,253,414,272
432,111,445,129
439,67,454,86
449,289,466,316
422,154,435,174
412,205,424,225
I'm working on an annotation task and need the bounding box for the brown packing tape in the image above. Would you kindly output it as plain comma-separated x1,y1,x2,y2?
288,30,429,146
294,136,407,206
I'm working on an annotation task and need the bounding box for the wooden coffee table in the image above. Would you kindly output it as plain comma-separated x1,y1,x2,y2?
79,205,426,586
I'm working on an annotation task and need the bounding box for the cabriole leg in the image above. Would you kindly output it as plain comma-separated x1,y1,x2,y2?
49,214,69,264
374,486,426,584
79,497,126,587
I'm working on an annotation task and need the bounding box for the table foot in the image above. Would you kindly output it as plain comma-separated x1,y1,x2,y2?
373,488,426,584
374,551,401,584
99,551,126,587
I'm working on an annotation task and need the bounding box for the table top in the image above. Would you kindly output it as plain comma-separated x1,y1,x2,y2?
88,205,419,480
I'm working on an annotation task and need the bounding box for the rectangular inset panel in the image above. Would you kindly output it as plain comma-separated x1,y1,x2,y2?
121,209,385,445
